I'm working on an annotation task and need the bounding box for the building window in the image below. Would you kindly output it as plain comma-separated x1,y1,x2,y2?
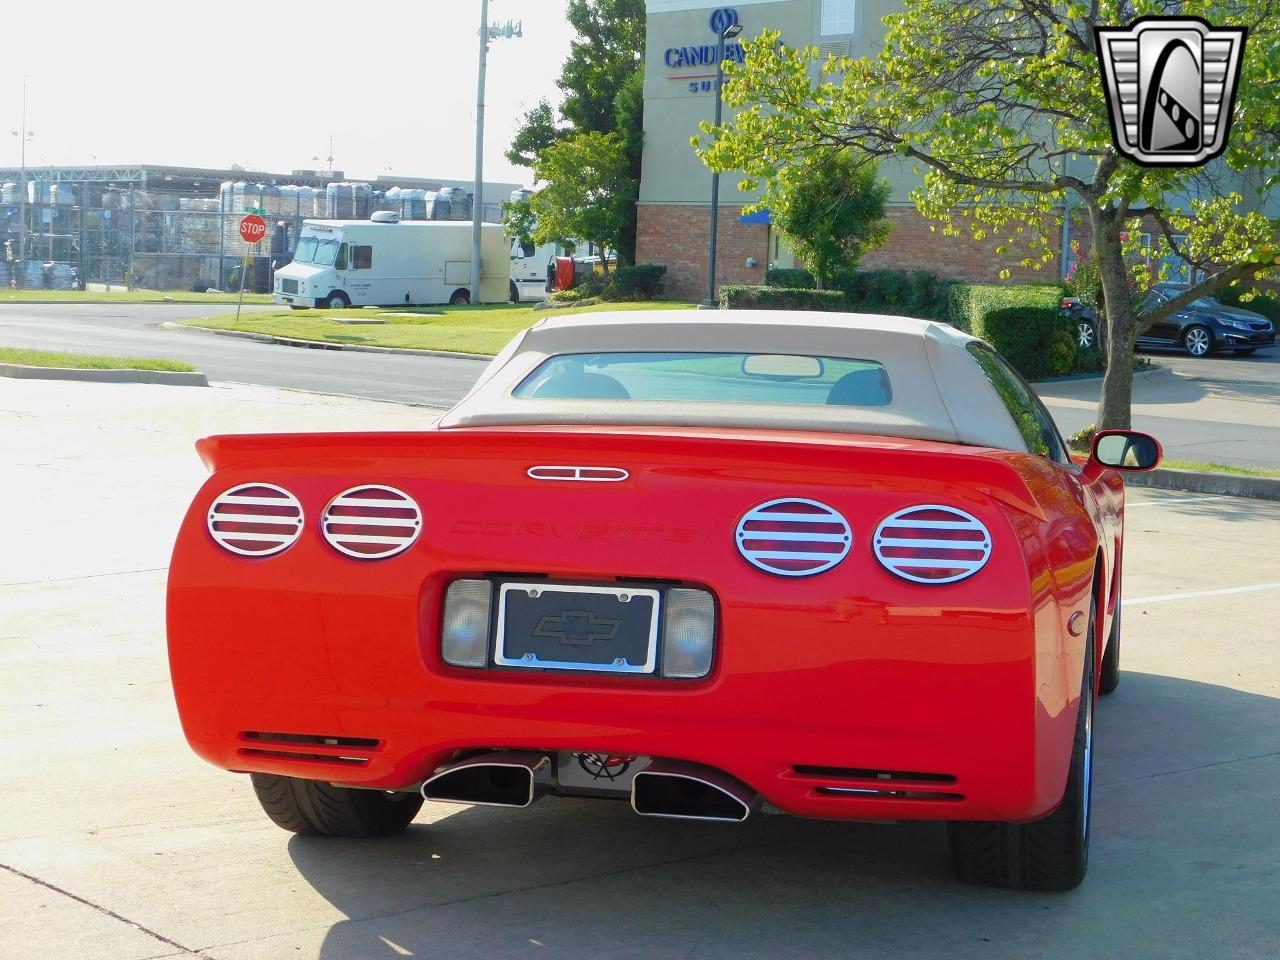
821,0,856,35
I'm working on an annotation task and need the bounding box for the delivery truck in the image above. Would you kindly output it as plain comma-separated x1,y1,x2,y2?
273,215,542,308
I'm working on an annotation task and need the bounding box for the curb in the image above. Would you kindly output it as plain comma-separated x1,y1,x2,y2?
0,363,208,387
1125,467,1280,501
1034,365,1168,385
164,322,492,362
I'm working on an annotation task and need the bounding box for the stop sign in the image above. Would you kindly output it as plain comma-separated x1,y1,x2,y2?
239,214,267,245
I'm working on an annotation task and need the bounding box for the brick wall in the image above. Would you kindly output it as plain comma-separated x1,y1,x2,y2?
858,205,1064,282
636,204,769,300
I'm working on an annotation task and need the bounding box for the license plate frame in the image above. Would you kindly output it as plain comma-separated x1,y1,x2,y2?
494,582,660,675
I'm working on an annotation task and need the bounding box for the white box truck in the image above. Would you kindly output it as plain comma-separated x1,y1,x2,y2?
274,216,525,309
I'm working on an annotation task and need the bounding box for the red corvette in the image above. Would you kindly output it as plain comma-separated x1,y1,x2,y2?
167,310,1160,890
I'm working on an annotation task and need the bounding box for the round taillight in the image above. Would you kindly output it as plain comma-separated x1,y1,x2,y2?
321,485,422,560
873,504,992,584
735,498,852,577
207,483,304,557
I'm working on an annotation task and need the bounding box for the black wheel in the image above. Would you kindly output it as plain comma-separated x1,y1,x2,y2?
1077,319,1099,350
949,597,1095,891
1235,348,1257,356
510,281,521,304
1099,600,1121,695
325,291,350,310
1182,324,1213,357
250,773,423,838
449,289,471,306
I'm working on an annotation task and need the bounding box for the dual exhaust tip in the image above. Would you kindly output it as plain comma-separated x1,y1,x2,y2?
421,751,754,823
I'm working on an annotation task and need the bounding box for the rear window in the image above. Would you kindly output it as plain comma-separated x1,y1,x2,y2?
511,352,893,407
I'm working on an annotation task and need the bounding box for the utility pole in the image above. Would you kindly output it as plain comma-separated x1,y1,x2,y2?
470,4,522,305
13,79,33,262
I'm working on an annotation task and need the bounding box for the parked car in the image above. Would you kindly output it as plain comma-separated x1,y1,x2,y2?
1060,296,1102,350
1138,284,1276,357
167,310,1162,891
1061,285,1275,357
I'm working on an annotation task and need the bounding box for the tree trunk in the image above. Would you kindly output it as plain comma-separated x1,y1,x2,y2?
1089,204,1137,430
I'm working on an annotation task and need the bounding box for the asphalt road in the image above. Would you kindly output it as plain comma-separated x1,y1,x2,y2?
2,379,1278,960
2,302,1278,466
0,303,487,407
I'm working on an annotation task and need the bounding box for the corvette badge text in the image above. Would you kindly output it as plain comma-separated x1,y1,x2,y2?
452,520,697,542
1095,16,1246,167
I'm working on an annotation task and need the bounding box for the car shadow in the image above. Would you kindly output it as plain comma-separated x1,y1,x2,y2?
287,672,1280,960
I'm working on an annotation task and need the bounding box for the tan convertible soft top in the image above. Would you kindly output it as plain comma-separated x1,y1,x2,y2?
438,309,1028,452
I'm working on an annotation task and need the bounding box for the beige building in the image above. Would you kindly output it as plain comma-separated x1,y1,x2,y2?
636,0,1067,299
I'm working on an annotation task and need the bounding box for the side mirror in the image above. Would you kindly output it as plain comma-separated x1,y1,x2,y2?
1089,430,1162,472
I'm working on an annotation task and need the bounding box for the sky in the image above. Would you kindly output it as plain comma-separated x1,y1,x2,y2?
3,0,575,188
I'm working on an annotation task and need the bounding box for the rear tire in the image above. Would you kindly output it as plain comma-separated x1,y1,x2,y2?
250,773,423,838
449,289,471,306
510,281,521,304
1099,601,1121,695
1077,319,1099,350
949,597,1095,891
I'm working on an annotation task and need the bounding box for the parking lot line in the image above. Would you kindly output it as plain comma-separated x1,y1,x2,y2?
1126,496,1226,507
1124,581,1280,607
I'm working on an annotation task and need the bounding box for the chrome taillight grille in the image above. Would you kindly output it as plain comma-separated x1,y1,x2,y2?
321,485,422,559
873,505,991,584
736,498,852,577
207,483,304,557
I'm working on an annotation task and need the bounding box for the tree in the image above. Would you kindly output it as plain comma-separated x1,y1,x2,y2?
612,67,646,265
521,132,635,274
696,0,1280,429
770,150,891,288
557,0,646,134
505,101,565,169
508,0,646,264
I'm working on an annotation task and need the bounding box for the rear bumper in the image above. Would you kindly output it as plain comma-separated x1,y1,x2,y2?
169,580,1076,824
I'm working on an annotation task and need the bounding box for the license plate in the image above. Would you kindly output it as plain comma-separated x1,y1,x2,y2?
495,582,660,674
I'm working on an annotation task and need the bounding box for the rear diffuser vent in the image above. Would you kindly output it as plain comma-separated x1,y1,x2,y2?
322,485,422,559
207,483,304,557
873,504,991,584
736,498,852,577
238,731,380,766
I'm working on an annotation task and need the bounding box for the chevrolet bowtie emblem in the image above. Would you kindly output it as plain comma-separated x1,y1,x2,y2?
534,610,621,646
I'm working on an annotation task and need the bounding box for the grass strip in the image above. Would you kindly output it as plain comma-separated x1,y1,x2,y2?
183,300,696,355
0,347,196,372
1158,459,1280,480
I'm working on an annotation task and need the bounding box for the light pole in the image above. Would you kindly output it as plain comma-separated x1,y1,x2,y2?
11,79,34,262
470,4,522,305
701,22,743,308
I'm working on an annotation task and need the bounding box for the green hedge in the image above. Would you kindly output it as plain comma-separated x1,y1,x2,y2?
719,285,845,311
948,283,1077,379
608,264,667,300
837,268,955,320
1217,287,1280,325
764,267,817,289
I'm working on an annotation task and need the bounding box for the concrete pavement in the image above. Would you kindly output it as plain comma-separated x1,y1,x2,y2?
1038,363,1280,468
1,378,1278,959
